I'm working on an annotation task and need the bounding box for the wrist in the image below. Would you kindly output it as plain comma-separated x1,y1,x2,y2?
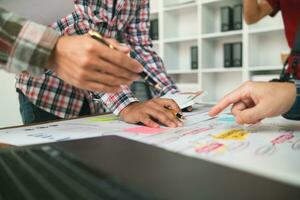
119,102,139,117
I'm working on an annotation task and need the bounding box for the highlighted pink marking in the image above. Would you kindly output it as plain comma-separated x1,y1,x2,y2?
272,133,294,145
195,143,224,154
124,126,167,135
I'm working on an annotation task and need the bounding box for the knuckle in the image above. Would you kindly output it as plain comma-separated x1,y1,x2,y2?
115,53,124,64
159,114,169,122
80,56,92,68
84,42,95,53
76,71,86,81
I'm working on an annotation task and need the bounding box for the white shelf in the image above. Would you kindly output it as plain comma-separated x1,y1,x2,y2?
164,36,198,43
202,67,243,73
248,30,289,67
168,69,199,75
164,2,198,12
201,0,224,5
248,26,284,35
248,66,283,72
150,0,288,103
202,30,243,40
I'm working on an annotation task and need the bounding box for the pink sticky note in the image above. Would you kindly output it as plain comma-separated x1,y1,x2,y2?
124,126,166,135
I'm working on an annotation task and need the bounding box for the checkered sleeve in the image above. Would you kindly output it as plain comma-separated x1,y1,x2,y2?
97,0,179,115
124,0,179,96
0,7,60,76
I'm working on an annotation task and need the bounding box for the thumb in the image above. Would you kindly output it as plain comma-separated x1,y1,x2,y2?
235,104,265,124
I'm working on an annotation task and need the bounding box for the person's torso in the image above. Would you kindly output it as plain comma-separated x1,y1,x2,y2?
55,0,140,38
16,0,142,118
278,0,300,48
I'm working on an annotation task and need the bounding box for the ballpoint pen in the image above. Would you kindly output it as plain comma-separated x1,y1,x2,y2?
164,106,186,120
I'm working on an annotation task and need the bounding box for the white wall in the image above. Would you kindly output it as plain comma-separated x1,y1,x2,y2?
0,0,74,25
0,71,22,128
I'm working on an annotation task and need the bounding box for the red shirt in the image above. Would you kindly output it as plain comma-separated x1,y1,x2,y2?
267,0,300,48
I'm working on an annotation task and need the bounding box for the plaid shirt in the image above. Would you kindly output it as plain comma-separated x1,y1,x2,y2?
0,7,59,76
16,0,178,119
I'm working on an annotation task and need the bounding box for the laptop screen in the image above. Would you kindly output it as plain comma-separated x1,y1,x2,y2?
0,0,74,26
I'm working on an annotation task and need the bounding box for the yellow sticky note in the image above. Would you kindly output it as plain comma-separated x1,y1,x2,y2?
88,115,118,122
213,129,249,141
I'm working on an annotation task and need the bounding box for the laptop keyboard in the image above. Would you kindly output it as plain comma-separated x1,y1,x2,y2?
0,146,148,200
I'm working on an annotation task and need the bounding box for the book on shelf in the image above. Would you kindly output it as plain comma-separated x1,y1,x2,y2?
150,19,159,40
233,4,243,30
223,42,243,68
164,0,196,7
191,46,198,70
224,43,233,68
232,42,243,67
221,4,243,32
221,7,233,32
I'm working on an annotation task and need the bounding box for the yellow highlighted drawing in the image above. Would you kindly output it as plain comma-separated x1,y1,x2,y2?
88,115,119,122
213,129,250,141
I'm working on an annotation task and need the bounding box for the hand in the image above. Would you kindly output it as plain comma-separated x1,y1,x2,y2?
209,81,297,124
119,98,184,128
48,34,143,93
243,0,273,24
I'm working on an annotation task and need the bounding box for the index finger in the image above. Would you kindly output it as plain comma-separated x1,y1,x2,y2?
97,42,143,73
155,98,181,113
209,87,244,116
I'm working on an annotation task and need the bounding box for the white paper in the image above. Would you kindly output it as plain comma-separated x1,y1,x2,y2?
161,91,205,109
0,104,300,187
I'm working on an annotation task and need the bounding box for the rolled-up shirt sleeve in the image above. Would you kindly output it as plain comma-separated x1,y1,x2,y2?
0,7,60,76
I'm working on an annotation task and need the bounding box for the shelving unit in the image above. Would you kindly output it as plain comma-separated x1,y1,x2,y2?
150,0,289,103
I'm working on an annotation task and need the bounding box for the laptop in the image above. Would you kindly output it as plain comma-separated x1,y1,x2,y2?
0,136,299,199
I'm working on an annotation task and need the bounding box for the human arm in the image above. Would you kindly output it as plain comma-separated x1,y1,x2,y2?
243,0,274,24
94,0,181,127
0,7,59,76
120,0,182,127
0,8,142,93
209,81,297,124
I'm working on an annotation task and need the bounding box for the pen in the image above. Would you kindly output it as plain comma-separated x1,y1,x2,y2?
88,31,162,91
164,106,185,120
